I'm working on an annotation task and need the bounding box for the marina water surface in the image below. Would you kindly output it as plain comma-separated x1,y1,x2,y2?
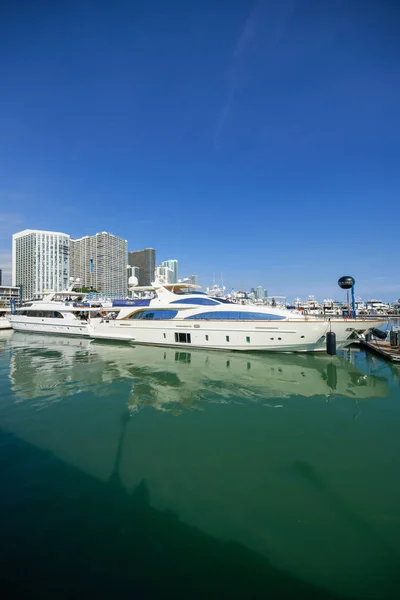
0,330,400,599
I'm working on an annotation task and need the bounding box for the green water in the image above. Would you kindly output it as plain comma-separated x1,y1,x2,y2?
0,330,400,599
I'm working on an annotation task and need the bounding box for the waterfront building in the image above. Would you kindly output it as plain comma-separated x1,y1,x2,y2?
155,265,174,284
0,285,20,307
70,232,127,297
189,274,198,286
12,229,70,301
128,248,156,287
160,259,178,283
256,286,263,301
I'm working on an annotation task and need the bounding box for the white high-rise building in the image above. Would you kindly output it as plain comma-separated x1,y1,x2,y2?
12,229,70,301
155,265,174,284
160,259,178,283
70,232,127,296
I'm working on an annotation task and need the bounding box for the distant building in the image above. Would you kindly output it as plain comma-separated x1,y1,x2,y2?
256,286,263,301
160,259,178,283
155,265,174,284
0,285,20,307
189,274,198,286
12,229,70,301
0,269,2,286
128,248,156,286
70,232,127,297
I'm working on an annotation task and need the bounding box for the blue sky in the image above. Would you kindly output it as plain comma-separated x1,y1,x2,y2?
0,0,399,301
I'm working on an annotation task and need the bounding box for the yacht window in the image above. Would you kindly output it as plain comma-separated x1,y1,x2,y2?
185,311,285,320
129,309,178,320
171,298,219,306
174,332,191,343
171,289,207,295
211,297,233,304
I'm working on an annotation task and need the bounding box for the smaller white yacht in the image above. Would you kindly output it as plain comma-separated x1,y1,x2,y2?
366,299,390,315
303,295,322,316
8,284,109,337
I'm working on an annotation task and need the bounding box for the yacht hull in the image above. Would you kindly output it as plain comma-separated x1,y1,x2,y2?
8,317,101,337
90,318,385,352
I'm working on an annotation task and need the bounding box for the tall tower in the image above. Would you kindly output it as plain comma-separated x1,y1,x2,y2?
128,248,156,286
161,259,178,283
12,229,70,301
70,232,127,296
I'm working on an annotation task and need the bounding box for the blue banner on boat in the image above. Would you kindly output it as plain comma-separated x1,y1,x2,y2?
112,299,151,307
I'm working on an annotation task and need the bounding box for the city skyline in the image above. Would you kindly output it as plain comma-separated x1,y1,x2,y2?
2,224,399,302
9,227,201,299
0,1,399,300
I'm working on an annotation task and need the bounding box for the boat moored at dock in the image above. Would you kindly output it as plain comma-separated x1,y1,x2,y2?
89,282,386,352
8,286,109,337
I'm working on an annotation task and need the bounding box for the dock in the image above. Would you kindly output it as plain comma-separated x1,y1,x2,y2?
360,339,400,363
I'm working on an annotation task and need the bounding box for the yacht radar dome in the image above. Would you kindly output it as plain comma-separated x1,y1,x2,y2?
128,276,138,287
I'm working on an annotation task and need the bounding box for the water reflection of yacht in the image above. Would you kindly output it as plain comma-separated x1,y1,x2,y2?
7,333,389,411
2,331,396,599
0,329,13,349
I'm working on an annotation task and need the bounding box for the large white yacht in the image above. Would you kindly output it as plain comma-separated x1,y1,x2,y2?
90,282,386,352
8,285,108,336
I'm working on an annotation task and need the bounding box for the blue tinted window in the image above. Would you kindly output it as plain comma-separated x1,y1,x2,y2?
211,297,233,304
171,297,219,306
185,311,285,321
130,309,178,320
